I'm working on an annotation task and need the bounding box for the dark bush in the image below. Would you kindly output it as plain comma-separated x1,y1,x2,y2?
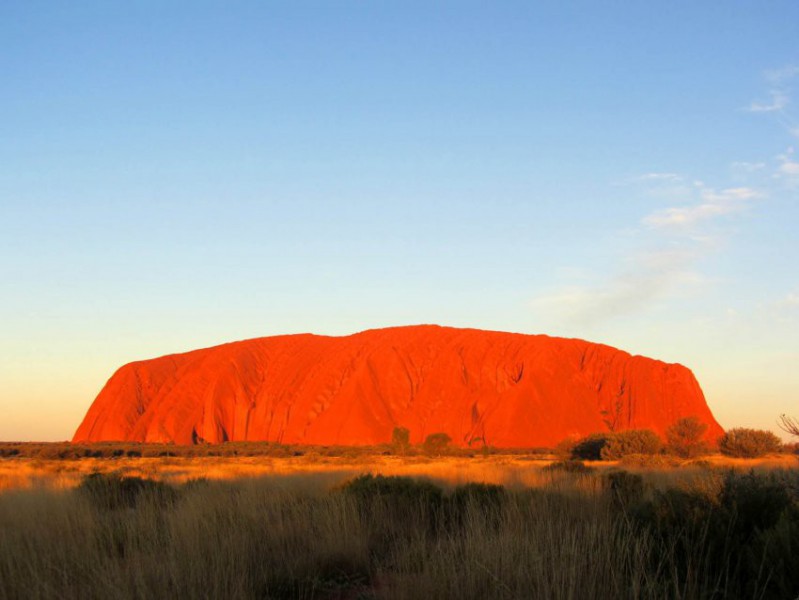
77,473,178,511
603,470,645,509
719,470,795,535
544,459,595,474
339,475,445,548
449,482,506,512
390,426,410,454
619,453,680,468
558,431,664,462
340,474,443,510
448,483,507,529
553,437,578,460
681,458,714,469
665,416,711,458
570,433,611,460
719,428,783,458
422,432,452,456
600,429,662,460
633,470,799,599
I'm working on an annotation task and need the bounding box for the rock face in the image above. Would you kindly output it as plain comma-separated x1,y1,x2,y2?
73,325,723,447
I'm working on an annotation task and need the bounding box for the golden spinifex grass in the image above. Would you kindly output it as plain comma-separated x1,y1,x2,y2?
2,450,796,492
0,466,797,600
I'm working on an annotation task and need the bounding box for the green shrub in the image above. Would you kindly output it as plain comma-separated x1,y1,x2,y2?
422,432,452,455
665,416,710,458
600,429,662,460
719,428,783,458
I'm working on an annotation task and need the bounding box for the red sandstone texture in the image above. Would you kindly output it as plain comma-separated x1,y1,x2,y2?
73,325,723,447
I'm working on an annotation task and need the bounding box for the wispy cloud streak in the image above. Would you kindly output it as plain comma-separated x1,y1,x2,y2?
532,178,759,328
748,90,789,113
531,65,793,329
643,187,760,229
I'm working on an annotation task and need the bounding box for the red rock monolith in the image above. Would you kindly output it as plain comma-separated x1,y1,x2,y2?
73,325,723,447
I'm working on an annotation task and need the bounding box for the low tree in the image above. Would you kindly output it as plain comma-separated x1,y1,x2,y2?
665,417,710,458
423,432,452,456
719,428,783,458
600,429,662,460
391,426,411,454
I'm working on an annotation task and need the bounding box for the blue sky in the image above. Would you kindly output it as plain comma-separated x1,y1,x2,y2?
1,2,797,440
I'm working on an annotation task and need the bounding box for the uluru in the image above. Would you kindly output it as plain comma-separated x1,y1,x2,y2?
73,325,723,447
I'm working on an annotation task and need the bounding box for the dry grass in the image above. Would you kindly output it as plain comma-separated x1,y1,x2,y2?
2,452,796,493
1,451,797,599
0,471,647,600
0,456,797,599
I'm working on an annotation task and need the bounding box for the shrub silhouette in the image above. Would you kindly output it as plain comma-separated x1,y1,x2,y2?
665,417,710,458
390,426,410,454
340,474,443,514
77,472,177,510
544,459,595,474
634,470,799,598
618,453,679,468
553,437,579,460
600,430,662,460
449,482,506,513
603,470,645,509
564,430,662,461
569,433,611,460
448,483,507,529
422,432,452,455
719,428,783,458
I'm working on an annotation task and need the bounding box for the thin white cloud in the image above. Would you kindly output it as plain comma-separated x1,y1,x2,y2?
643,187,760,229
531,176,760,327
773,291,799,323
731,161,766,173
765,65,799,85
776,291,799,308
748,90,789,113
774,147,799,187
531,246,705,327
531,65,792,329
638,172,682,182
779,160,799,176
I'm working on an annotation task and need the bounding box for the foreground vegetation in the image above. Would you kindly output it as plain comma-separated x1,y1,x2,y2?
0,464,797,599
